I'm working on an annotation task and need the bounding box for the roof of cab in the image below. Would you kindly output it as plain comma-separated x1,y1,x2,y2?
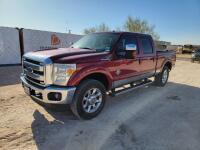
92,31,152,38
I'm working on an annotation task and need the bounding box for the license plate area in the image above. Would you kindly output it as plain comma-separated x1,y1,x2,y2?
23,84,43,100
31,90,43,100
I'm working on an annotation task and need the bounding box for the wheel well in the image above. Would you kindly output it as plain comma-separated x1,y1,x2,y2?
80,73,109,90
164,62,172,70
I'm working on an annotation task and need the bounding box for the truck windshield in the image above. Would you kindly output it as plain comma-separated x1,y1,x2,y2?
72,33,120,52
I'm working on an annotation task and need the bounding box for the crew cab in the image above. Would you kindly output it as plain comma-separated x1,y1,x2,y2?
21,32,176,119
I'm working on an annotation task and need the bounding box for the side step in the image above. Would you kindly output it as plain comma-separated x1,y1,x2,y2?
110,79,153,96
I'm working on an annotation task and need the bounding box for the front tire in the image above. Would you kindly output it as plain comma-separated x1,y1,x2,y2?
70,79,106,120
154,66,169,87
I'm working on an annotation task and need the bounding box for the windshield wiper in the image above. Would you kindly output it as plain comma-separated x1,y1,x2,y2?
79,47,96,50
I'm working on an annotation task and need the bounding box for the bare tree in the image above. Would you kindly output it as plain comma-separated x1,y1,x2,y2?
83,23,110,34
83,17,160,40
124,16,160,40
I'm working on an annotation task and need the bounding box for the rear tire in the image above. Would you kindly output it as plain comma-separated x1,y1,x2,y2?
70,79,106,120
154,66,169,87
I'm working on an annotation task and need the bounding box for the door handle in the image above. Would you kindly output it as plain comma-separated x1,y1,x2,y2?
139,59,141,64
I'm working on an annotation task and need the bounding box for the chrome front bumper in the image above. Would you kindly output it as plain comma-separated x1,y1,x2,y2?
20,75,76,104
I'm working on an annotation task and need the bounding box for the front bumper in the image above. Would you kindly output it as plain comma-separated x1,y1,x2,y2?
20,75,76,104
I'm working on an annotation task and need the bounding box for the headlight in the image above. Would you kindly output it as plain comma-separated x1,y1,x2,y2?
53,64,76,85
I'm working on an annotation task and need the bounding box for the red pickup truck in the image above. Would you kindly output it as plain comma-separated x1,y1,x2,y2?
21,32,176,119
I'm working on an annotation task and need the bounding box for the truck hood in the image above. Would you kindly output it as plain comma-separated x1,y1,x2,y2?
24,48,110,64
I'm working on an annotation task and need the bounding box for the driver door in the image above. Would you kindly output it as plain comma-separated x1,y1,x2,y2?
111,34,141,87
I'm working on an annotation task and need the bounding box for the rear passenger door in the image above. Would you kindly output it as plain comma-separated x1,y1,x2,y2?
139,37,156,75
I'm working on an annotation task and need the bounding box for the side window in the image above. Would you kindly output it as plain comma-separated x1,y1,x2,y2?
141,38,153,54
116,35,137,58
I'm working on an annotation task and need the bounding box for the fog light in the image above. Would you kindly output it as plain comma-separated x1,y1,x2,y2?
48,92,62,101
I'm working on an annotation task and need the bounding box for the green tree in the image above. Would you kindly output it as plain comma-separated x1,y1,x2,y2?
83,23,110,34
124,16,160,40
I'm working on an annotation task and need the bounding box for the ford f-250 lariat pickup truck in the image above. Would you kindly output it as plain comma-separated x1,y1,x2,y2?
21,32,176,119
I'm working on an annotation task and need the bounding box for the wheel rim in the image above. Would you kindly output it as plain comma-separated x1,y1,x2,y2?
82,88,103,113
162,69,168,84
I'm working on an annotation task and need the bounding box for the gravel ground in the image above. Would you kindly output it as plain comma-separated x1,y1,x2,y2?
0,60,200,150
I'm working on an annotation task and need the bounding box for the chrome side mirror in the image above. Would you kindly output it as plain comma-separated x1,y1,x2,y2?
125,44,137,51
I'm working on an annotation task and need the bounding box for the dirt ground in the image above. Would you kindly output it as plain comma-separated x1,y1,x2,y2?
176,54,192,61
176,54,192,59
0,60,200,150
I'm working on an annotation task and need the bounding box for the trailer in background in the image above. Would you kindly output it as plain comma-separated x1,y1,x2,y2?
0,27,21,65
22,29,82,54
0,27,82,65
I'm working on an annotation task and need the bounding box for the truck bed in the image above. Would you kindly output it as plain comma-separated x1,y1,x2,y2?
156,49,176,58
156,49,175,54
156,49,176,71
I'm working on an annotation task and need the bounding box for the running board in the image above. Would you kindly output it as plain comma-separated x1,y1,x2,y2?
110,80,153,96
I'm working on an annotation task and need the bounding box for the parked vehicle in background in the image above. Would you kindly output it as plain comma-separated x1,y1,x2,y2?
20,32,176,119
166,45,182,53
182,45,195,54
192,49,200,63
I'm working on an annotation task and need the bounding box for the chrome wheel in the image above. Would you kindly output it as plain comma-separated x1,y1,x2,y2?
162,69,168,84
82,88,102,113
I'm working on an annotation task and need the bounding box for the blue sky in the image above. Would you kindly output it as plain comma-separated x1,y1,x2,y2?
0,0,200,44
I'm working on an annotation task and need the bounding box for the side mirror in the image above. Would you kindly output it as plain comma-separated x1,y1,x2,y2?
125,44,137,51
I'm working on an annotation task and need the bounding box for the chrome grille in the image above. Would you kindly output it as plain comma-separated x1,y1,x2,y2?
23,57,45,87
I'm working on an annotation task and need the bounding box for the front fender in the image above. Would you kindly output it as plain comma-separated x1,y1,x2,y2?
67,65,113,88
